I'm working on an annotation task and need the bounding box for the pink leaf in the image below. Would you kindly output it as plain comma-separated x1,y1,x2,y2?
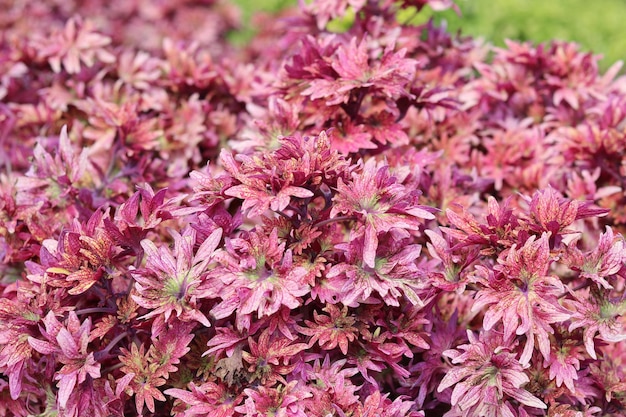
28,337,57,355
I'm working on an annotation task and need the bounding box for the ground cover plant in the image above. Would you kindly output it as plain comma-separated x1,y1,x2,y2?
1,0,626,416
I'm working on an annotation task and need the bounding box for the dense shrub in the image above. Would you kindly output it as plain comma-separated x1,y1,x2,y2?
1,0,625,416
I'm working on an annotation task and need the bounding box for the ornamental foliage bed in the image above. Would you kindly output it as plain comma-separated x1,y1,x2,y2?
1,0,626,416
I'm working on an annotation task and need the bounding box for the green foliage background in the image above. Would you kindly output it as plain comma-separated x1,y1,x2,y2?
232,0,626,71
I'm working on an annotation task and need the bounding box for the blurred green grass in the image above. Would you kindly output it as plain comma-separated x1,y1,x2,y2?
229,0,293,44
233,0,293,19
417,0,626,71
232,0,626,71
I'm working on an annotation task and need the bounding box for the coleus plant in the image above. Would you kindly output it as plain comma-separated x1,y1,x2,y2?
1,0,626,416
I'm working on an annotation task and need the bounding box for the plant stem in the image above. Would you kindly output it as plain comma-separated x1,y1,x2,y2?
95,331,130,361
314,215,357,228
75,307,116,315
559,281,591,299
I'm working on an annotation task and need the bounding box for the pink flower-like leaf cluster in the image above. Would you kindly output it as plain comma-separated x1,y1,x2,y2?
1,0,626,416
